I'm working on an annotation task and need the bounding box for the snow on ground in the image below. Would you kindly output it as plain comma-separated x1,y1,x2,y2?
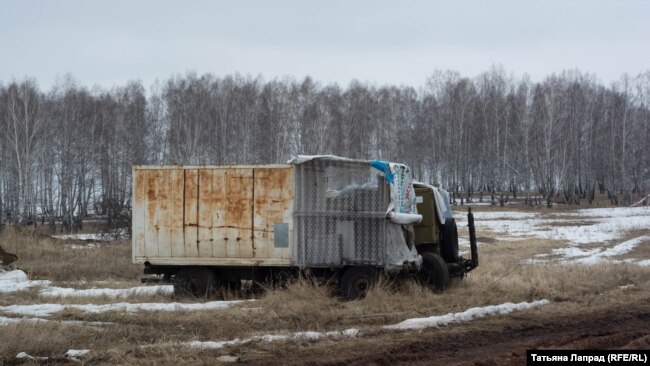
15,349,89,362
0,270,51,294
64,349,90,361
455,207,650,265
0,300,243,317
568,206,650,218
553,236,650,265
181,328,360,350
384,300,550,330
0,316,47,325
40,284,173,298
65,243,101,250
52,233,112,241
52,229,127,241
0,269,172,297
455,206,649,244
15,351,48,362
0,315,111,327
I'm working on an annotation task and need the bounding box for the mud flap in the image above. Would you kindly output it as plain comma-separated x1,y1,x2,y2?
465,208,479,271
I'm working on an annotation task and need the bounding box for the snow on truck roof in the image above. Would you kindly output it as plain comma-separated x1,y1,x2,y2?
288,154,408,167
133,155,410,170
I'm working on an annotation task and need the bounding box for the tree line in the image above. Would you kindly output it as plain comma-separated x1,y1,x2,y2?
1,67,648,231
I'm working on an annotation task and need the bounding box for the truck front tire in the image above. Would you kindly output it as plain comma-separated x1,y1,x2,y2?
420,252,450,292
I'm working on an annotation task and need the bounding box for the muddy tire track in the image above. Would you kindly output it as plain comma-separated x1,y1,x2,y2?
303,305,650,366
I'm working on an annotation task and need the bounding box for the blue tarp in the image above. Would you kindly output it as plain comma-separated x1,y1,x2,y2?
369,160,394,184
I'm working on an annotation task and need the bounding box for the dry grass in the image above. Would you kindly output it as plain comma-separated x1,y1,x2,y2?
1,210,650,364
1,226,141,282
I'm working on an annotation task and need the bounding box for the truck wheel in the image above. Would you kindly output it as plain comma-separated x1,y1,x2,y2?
420,252,450,292
174,268,217,298
340,266,378,300
441,218,460,263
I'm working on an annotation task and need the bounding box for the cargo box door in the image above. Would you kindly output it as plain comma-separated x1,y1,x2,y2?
187,168,256,259
253,167,293,260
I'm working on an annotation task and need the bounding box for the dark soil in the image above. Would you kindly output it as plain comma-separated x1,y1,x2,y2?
273,304,650,366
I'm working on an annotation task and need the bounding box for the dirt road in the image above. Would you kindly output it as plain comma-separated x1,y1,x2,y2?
283,304,650,366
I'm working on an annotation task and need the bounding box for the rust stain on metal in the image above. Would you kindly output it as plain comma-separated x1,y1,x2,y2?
137,165,294,263
251,169,256,257
135,169,146,204
146,171,157,225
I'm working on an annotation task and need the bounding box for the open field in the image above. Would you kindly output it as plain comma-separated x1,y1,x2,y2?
1,205,649,365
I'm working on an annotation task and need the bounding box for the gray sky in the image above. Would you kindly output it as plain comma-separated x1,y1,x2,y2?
1,0,648,90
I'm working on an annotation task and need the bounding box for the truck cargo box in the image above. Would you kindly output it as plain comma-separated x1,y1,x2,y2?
132,157,422,271
132,165,294,267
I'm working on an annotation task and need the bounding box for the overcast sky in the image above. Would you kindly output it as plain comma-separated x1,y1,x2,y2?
1,0,648,90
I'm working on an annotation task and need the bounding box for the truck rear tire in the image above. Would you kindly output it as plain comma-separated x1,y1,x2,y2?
340,266,378,300
174,268,217,298
420,252,450,292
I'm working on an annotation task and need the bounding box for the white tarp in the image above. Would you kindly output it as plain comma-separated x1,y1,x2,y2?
433,187,453,224
413,183,452,225
290,155,422,224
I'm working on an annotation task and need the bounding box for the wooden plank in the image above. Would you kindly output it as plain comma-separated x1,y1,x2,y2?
144,170,160,258
157,169,172,257
132,167,146,260
253,167,294,260
211,169,227,258
183,169,199,257
198,169,214,258
225,168,254,258
170,168,185,257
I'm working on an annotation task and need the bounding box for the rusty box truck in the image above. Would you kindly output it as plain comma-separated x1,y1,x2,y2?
132,155,478,299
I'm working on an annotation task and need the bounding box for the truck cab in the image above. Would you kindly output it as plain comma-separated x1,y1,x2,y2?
412,183,479,289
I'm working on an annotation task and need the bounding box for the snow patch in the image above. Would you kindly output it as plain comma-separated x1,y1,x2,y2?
65,349,90,361
455,207,650,245
0,270,51,294
458,237,470,246
572,207,650,218
0,315,110,327
532,236,650,265
568,236,649,264
0,300,243,317
53,233,113,241
15,352,48,361
552,247,600,258
184,328,360,350
40,285,173,298
384,300,550,330
217,355,240,363
0,316,45,325
457,207,650,265
65,243,101,250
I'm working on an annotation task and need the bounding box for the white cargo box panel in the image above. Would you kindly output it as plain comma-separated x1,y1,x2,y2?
132,165,294,267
